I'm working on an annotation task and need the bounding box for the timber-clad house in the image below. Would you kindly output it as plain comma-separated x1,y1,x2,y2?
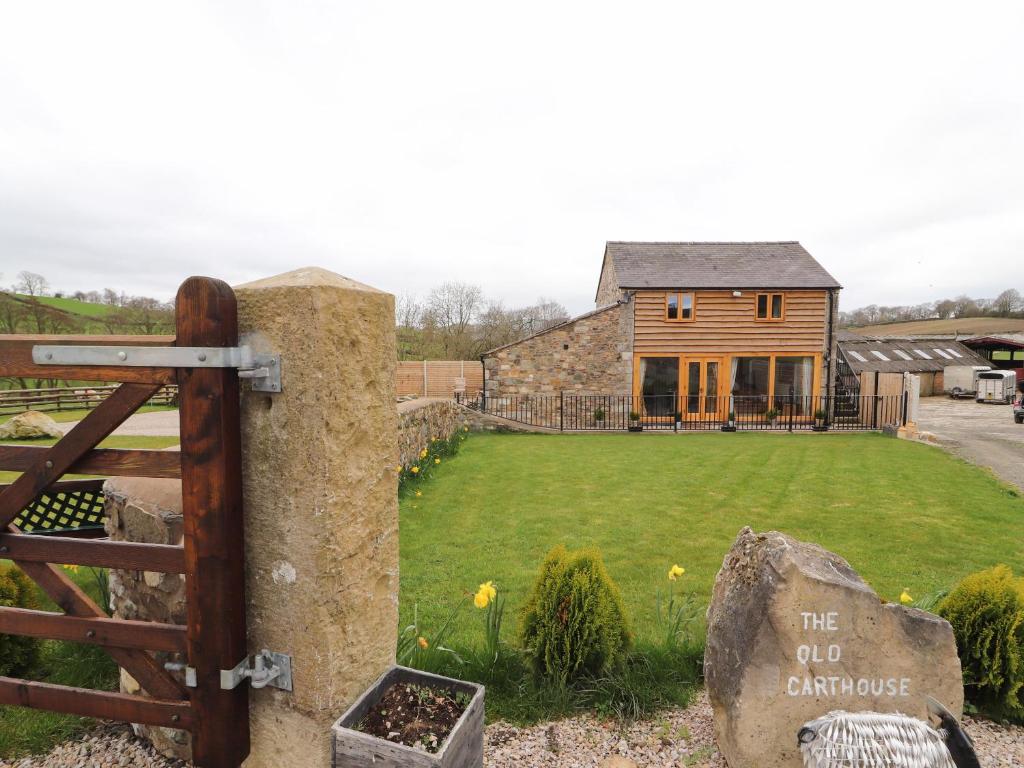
482,242,841,421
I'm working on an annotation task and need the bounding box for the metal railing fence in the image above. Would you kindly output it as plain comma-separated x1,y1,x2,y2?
462,391,909,432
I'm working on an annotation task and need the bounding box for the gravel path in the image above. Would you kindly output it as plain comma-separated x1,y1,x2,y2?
0,725,186,768
4,693,1023,766
60,409,180,438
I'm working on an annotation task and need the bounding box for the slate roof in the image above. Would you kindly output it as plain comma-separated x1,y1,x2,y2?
603,241,841,291
839,332,990,374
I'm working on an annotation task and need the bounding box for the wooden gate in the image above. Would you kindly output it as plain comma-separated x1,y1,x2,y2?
0,277,249,767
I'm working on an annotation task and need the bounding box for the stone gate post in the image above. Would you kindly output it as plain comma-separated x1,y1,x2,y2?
234,267,399,767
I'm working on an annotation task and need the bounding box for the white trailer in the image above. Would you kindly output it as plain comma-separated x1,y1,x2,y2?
976,370,1017,404
944,365,990,398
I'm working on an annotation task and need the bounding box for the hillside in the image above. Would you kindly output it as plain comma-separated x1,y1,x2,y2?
27,294,120,318
852,317,1024,337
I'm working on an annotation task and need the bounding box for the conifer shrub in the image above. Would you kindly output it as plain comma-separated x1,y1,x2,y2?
0,565,41,676
519,545,632,684
938,565,1024,717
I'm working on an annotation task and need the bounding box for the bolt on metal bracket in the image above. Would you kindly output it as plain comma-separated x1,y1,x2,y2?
32,343,282,393
220,649,293,692
163,661,198,688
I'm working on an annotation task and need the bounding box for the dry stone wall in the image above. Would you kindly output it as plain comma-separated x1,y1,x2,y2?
104,475,190,761
483,301,633,397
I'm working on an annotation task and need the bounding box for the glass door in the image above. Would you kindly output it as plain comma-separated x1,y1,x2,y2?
683,358,722,421
639,357,679,419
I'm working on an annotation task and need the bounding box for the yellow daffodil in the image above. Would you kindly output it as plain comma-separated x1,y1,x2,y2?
473,590,489,609
420,448,428,459
410,466,419,474
415,490,422,497
899,589,913,605
434,457,441,465
62,564,80,574
479,581,497,600
669,564,685,581
395,464,402,472
417,636,429,649
463,426,469,432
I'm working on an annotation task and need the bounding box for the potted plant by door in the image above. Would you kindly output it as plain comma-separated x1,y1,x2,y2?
721,411,737,432
593,407,606,429
765,408,780,427
628,410,643,432
332,665,484,768
813,408,829,431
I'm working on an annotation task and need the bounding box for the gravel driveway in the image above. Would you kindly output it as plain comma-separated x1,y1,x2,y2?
60,409,180,438
916,396,1024,491
7,692,1023,767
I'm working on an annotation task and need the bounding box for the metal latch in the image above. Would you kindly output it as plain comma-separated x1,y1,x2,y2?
166,650,292,691
220,649,293,692
32,343,282,393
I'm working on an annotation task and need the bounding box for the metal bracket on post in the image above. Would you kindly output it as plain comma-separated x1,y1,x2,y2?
32,344,282,393
220,649,293,692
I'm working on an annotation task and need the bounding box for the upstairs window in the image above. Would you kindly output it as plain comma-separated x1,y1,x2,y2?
756,292,785,321
666,292,695,322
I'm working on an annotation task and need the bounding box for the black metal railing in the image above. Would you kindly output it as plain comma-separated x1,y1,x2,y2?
473,392,909,433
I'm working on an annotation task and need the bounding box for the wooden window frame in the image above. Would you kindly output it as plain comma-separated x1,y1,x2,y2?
756,292,785,322
665,291,696,323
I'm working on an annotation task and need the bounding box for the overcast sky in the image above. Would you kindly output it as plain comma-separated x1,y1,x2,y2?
1,2,1022,316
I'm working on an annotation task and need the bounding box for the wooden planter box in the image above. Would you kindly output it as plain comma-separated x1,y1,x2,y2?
332,666,484,768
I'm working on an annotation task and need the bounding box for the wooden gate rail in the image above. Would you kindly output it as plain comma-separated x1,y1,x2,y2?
0,278,250,767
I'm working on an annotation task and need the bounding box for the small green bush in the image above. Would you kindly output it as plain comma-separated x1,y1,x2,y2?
519,546,632,684
0,565,41,676
938,565,1024,717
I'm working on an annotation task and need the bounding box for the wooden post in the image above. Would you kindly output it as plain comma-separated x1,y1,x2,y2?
176,277,250,767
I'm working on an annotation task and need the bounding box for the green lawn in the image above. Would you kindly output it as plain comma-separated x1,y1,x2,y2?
400,432,1024,649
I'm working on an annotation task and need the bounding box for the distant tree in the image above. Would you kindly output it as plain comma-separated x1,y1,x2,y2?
14,271,49,297
522,297,569,333
934,299,956,319
952,294,980,318
423,282,484,359
992,289,1023,316
102,288,121,306
0,291,26,334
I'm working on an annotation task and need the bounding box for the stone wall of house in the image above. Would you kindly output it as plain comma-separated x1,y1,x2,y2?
104,475,190,761
595,254,622,307
483,300,633,396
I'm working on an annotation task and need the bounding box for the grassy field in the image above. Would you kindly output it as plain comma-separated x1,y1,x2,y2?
0,433,180,759
400,432,1024,650
22,295,120,319
852,316,1024,336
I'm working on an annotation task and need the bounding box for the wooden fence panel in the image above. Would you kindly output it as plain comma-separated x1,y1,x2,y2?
395,360,482,398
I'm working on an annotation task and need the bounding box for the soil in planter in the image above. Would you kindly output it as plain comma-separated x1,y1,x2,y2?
356,682,470,754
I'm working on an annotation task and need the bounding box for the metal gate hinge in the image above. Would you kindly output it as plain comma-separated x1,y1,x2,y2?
32,343,282,393
220,649,293,692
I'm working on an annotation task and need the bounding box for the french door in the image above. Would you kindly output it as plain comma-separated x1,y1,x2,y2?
682,358,722,420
